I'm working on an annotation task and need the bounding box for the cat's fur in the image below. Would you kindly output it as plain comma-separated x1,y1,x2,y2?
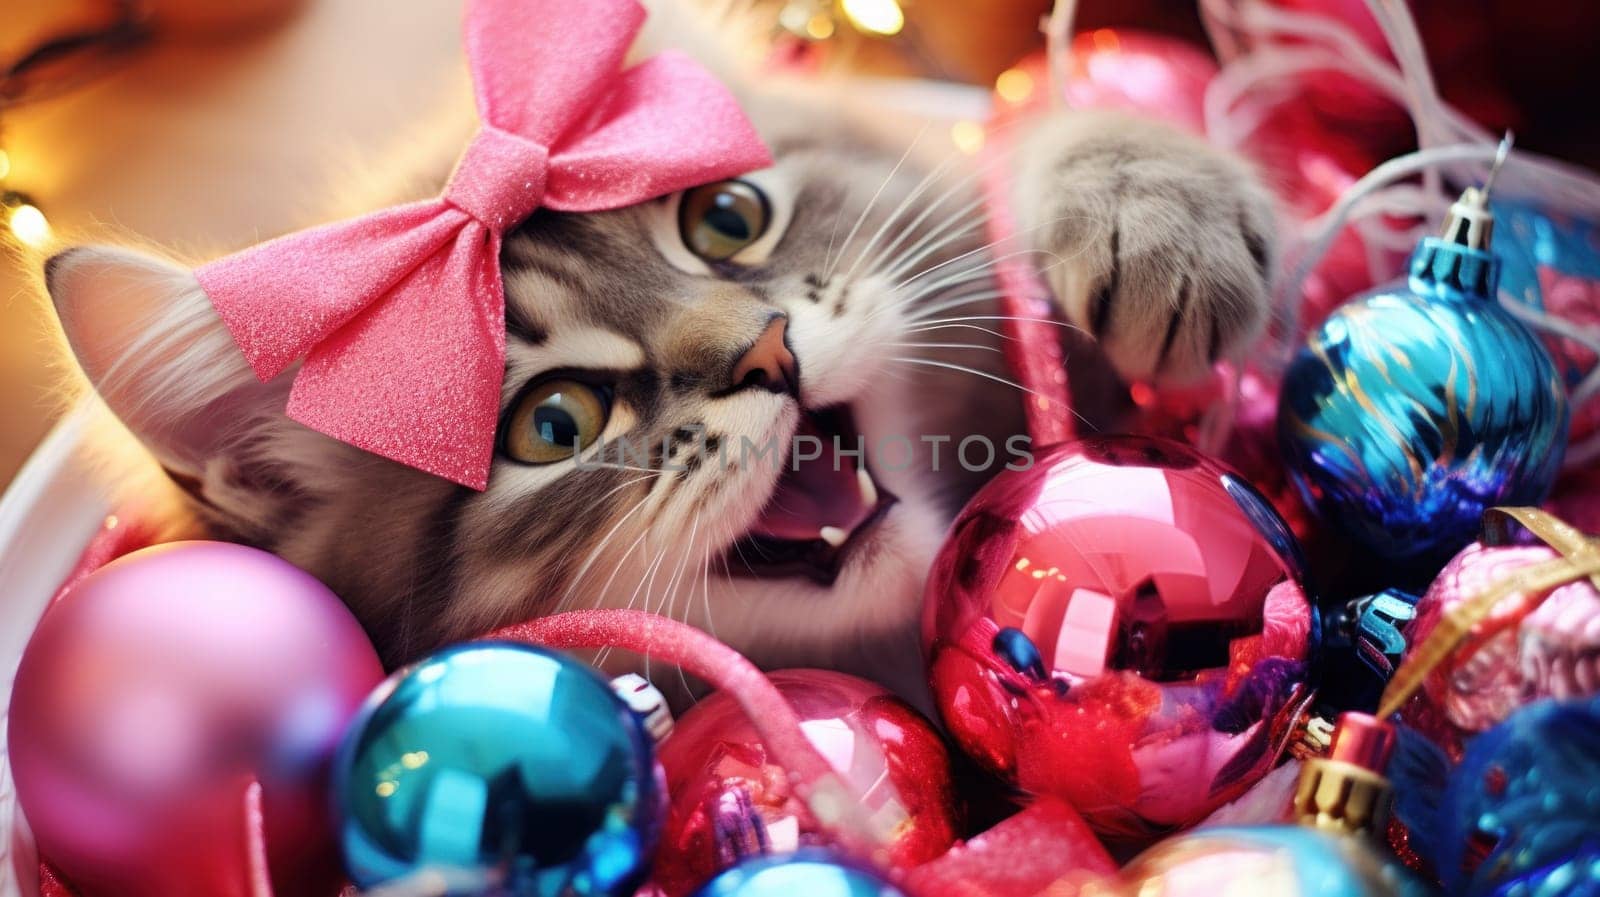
43,5,1276,698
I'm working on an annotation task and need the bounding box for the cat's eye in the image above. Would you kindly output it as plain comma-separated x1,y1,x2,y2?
502,379,612,464
678,179,771,262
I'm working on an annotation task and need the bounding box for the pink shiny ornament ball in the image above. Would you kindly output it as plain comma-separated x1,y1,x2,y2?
8,541,385,897
1398,540,1600,760
922,436,1315,845
652,670,959,897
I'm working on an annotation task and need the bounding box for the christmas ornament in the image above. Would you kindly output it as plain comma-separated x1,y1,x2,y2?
688,850,907,897
8,541,383,897
1278,149,1571,570
653,670,957,897
1388,510,1600,759
1439,696,1600,897
922,435,1316,844
332,641,661,896
1118,826,1427,897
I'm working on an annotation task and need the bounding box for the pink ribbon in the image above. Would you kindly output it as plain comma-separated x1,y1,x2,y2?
197,0,771,489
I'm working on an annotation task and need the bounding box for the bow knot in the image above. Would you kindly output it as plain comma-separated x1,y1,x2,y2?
445,126,551,230
194,0,771,489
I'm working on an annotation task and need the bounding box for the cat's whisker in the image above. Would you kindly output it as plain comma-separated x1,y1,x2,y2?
659,512,700,626
907,314,1086,336
611,540,671,674
824,124,929,281
905,296,1018,323
867,264,1001,325
586,524,657,669
896,264,997,307
888,356,1093,427
874,216,986,291
592,527,650,614
698,550,717,640
873,193,989,284
890,340,1003,354
891,211,1093,291
863,163,996,281
904,321,1013,340
552,487,657,616
837,149,971,285
865,133,1047,284
867,269,1007,327
659,512,703,700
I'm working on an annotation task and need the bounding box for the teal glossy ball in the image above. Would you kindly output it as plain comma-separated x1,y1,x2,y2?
333,642,662,896
689,851,908,897
1278,238,1569,571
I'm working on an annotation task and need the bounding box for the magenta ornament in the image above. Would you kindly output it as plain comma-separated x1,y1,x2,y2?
1398,541,1600,759
8,541,384,897
922,436,1315,844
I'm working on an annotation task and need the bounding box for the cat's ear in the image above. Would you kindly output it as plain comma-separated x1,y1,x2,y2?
45,245,264,475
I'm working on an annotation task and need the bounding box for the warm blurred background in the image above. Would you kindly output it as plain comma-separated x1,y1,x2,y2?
3,0,1598,491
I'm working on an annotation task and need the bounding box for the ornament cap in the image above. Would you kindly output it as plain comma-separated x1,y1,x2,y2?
1291,713,1397,838
1327,712,1396,770
1439,132,1512,252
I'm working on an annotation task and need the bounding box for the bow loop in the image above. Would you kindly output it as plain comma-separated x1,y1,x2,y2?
445,126,551,230
466,0,644,144
200,202,470,379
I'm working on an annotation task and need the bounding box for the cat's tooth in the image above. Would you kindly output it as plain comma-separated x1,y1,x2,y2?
857,468,879,507
820,526,848,548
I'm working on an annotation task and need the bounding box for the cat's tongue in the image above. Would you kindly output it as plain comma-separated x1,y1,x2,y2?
751,414,877,545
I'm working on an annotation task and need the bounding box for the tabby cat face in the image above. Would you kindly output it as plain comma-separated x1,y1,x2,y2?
432,105,1020,675
44,88,1023,682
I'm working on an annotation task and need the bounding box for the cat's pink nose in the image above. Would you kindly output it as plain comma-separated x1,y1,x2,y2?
730,315,798,397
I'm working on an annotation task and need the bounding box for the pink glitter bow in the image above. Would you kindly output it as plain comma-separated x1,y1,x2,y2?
196,0,771,489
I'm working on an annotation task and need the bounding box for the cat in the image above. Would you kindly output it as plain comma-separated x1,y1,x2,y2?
41,5,1275,700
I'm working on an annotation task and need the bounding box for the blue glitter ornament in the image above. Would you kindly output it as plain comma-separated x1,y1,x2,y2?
689,850,909,897
1279,160,1570,570
332,642,662,896
1441,696,1600,897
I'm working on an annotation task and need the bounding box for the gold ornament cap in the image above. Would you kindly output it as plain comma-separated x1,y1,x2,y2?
1292,712,1396,837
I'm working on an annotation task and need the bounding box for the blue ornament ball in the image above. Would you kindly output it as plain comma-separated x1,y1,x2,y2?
332,642,662,896
1441,696,1600,897
1121,826,1429,897
1278,235,1570,569
689,850,908,897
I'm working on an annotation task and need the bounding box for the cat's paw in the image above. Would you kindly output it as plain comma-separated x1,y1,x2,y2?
1012,111,1276,385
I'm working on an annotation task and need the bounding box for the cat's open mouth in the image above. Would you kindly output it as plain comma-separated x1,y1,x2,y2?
725,405,896,585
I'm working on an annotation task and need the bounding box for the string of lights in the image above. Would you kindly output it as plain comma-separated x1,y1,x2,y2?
1,1,151,250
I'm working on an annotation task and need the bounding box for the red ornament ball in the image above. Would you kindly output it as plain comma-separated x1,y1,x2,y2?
652,670,959,896
922,436,1315,844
